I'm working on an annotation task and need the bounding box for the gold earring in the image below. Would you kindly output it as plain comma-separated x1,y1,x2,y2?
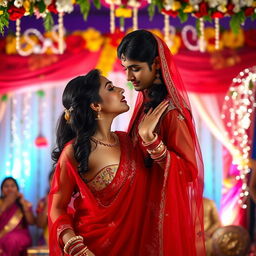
95,111,103,120
154,69,162,85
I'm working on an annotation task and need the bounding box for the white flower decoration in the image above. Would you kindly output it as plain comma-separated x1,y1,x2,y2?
44,0,52,6
56,0,74,13
0,0,8,7
14,0,23,8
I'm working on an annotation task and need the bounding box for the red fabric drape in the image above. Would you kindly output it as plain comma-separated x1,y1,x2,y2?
0,50,102,94
171,48,255,93
0,48,255,94
127,33,205,255
49,132,186,255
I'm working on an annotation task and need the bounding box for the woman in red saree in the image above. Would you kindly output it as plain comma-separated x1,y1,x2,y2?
48,69,169,256
117,30,205,255
0,177,35,256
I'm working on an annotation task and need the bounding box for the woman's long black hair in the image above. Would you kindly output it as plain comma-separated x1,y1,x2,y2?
52,69,102,175
118,30,168,167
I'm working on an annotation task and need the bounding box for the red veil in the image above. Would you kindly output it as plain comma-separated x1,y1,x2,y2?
128,33,205,255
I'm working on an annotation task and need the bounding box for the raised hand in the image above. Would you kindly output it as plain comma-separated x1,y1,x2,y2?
138,100,169,143
18,193,32,211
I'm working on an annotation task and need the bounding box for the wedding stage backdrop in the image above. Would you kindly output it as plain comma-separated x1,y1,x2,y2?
0,1,256,235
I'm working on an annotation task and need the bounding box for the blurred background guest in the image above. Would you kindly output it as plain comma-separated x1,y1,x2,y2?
0,177,35,256
204,197,222,256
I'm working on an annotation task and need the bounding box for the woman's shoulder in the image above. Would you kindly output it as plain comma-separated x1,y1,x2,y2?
59,141,76,167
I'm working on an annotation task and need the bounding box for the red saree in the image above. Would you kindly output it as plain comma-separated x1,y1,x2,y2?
49,132,180,255
127,33,205,256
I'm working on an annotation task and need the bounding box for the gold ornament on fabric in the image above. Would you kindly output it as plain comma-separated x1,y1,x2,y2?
0,207,23,238
64,106,73,123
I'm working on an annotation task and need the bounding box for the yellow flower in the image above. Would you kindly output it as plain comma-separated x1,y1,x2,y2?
115,7,132,18
149,29,164,40
183,4,193,13
44,31,58,54
222,30,244,49
23,0,30,13
0,10,3,15
81,28,104,52
6,35,17,54
217,5,227,13
172,1,181,11
204,27,223,52
169,34,181,55
96,38,116,76
6,34,38,55
20,35,39,52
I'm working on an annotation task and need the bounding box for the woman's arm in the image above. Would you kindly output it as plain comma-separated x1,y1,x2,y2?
49,145,95,256
35,198,48,228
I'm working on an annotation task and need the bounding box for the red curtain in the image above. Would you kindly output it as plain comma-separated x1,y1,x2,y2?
0,50,102,94
0,47,255,94
170,48,255,93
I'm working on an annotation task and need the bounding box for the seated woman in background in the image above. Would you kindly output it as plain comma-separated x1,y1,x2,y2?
0,177,35,256
36,170,54,245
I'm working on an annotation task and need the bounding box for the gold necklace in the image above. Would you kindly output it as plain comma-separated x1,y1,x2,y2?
90,133,118,147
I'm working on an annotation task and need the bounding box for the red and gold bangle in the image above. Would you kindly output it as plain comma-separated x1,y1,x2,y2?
153,150,168,162
146,141,165,155
150,147,167,161
68,241,85,255
142,133,162,151
63,236,83,254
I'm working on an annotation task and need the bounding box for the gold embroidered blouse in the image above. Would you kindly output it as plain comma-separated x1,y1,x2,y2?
86,164,119,191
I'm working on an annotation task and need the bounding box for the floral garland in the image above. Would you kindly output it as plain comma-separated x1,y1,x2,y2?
0,0,256,36
160,0,256,34
0,27,255,57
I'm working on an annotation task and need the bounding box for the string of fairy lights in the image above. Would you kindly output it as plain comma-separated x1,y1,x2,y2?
221,66,256,209
3,90,48,191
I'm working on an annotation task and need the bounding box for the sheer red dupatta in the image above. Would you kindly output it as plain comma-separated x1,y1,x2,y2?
48,132,154,256
128,33,205,255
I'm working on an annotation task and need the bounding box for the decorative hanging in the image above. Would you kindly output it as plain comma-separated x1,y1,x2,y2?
15,19,21,54
132,7,138,31
21,92,32,177
221,66,256,209
58,12,64,54
163,13,170,45
110,3,115,34
199,17,205,52
35,90,48,148
215,17,220,50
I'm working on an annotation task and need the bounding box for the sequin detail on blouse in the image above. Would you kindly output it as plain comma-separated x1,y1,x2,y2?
86,164,119,191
